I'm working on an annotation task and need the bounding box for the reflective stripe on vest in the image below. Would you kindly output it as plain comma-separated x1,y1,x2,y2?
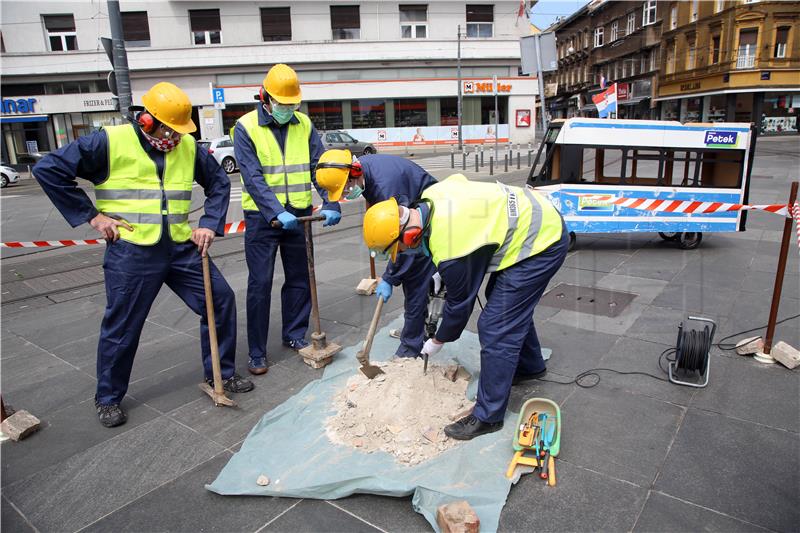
422,174,563,272
237,110,313,210
97,124,195,245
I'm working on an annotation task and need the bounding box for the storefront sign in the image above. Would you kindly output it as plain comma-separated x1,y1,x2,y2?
704,130,738,148
2,98,38,114
617,83,630,101
680,81,701,91
463,81,512,94
82,98,115,108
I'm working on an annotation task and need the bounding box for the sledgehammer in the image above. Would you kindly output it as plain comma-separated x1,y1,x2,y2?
272,215,342,368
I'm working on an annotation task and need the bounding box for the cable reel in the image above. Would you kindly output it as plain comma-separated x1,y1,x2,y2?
669,316,716,388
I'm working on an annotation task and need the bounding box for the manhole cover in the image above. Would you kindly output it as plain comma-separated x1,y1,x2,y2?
540,283,637,318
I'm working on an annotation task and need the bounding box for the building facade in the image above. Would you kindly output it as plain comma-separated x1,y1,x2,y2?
0,1,538,165
657,0,800,133
546,0,663,121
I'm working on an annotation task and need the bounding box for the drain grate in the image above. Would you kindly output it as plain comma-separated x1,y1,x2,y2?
540,283,637,318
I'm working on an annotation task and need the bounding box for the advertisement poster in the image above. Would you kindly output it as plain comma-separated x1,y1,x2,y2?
515,109,531,127
343,124,510,147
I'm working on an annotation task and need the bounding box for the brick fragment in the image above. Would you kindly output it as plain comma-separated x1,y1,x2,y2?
0,410,41,441
771,341,800,369
436,501,480,533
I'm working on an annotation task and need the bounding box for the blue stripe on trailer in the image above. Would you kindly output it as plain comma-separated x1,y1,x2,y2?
568,122,751,133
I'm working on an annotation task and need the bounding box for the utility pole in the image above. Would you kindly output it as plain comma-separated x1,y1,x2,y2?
457,25,463,152
493,75,499,161
107,0,133,118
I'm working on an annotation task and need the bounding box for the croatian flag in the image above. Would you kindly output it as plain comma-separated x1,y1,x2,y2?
592,83,618,118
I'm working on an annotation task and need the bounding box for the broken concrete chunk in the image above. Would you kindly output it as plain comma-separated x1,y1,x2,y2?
436,500,480,533
448,403,475,422
0,410,41,442
422,428,440,443
736,336,764,356
256,475,270,486
771,341,800,369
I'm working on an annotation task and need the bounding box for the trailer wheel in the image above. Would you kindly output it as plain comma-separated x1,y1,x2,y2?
678,232,703,250
658,232,680,242
568,232,576,251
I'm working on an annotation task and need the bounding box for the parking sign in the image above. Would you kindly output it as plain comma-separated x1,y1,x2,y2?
213,87,225,110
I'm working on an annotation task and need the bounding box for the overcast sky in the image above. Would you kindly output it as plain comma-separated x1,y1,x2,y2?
530,0,588,30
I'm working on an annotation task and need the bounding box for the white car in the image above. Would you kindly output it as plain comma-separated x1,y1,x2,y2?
1,164,20,188
198,136,237,174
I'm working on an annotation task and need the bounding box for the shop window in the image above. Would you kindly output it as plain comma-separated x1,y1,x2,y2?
670,6,677,29
351,99,386,128
394,99,427,127
308,101,344,130
466,5,493,38
260,7,291,41
737,28,757,69
627,12,635,34
0,83,46,96
331,5,360,40
643,1,657,26
400,5,427,39
189,9,221,45
440,97,458,126
610,21,618,41
712,36,721,64
43,14,77,51
480,96,507,125
774,26,789,58
121,11,150,47
222,104,256,134
593,27,604,48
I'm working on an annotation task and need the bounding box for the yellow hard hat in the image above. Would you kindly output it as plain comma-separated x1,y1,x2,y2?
264,64,301,104
141,82,196,134
363,197,401,263
316,149,352,201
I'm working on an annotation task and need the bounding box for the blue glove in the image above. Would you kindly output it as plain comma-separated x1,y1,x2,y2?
375,280,393,302
321,209,341,227
276,211,298,231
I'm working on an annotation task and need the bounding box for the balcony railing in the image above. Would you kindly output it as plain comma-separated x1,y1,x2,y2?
736,54,755,69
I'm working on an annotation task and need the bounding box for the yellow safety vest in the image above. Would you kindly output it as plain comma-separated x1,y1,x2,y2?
236,110,313,210
422,174,563,271
96,124,195,245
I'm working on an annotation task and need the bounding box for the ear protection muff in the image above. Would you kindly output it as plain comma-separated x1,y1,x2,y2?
401,226,423,246
259,87,267,104
350,160,363,178
137,111,155,133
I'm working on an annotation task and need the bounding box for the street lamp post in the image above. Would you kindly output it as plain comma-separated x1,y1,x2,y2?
457,25,463,152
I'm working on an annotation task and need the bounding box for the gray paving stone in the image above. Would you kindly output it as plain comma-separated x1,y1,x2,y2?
6,299,105,353
654,409,799,532
633,491,770,532
559,385,684,487
500,460,647,532
597,336,695,406
547,266,605,289
334,494,431,533
82,452,298,533
1,397,161,488
626,306,694,346
536,321,619,377
261,499,380,532
691,354,799,432
595,273,669,306
1,495,35,532
1,367,96,418
672,256,753,291
718,291,800,349
612,248,693,281
548,302,649,337
126,358,212,414
168,363,315,448
5,416,224,533
651,282,740,318
563,249,631,273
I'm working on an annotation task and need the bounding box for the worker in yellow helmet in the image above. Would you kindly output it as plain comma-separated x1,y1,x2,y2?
33,82,254,428
232,64,341,375
363,174,568,440
316,149,440,358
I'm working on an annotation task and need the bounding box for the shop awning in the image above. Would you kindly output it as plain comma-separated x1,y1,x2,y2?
0,115,48,123
618,96,650,106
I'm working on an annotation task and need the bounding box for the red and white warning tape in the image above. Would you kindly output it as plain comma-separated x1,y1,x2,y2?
792,201,800,251
564,192,790,217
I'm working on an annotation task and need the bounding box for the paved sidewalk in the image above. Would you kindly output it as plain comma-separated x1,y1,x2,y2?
1,136,798,532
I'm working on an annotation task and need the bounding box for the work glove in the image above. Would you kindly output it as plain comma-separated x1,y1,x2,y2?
320,209,341,227
276,211,298,231
421,338,444,358
432,272,442,294
375,280,393,302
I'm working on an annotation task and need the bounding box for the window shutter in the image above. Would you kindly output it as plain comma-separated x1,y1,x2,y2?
466,5,493,23
121,12,150,42
189,9,221,32
261,7,291,40
43,14,76,32
331,5,360,29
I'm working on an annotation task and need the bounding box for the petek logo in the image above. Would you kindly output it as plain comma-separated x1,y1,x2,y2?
704,130,738,147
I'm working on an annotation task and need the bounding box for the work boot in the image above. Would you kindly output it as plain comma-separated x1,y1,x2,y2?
444,414,503,441
95,402,127,428
283,339,309,351
206,373,254,393
248,356,268,376
511,368,547,386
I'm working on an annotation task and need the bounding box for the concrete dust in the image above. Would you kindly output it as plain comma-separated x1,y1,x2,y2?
326,357,470,466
